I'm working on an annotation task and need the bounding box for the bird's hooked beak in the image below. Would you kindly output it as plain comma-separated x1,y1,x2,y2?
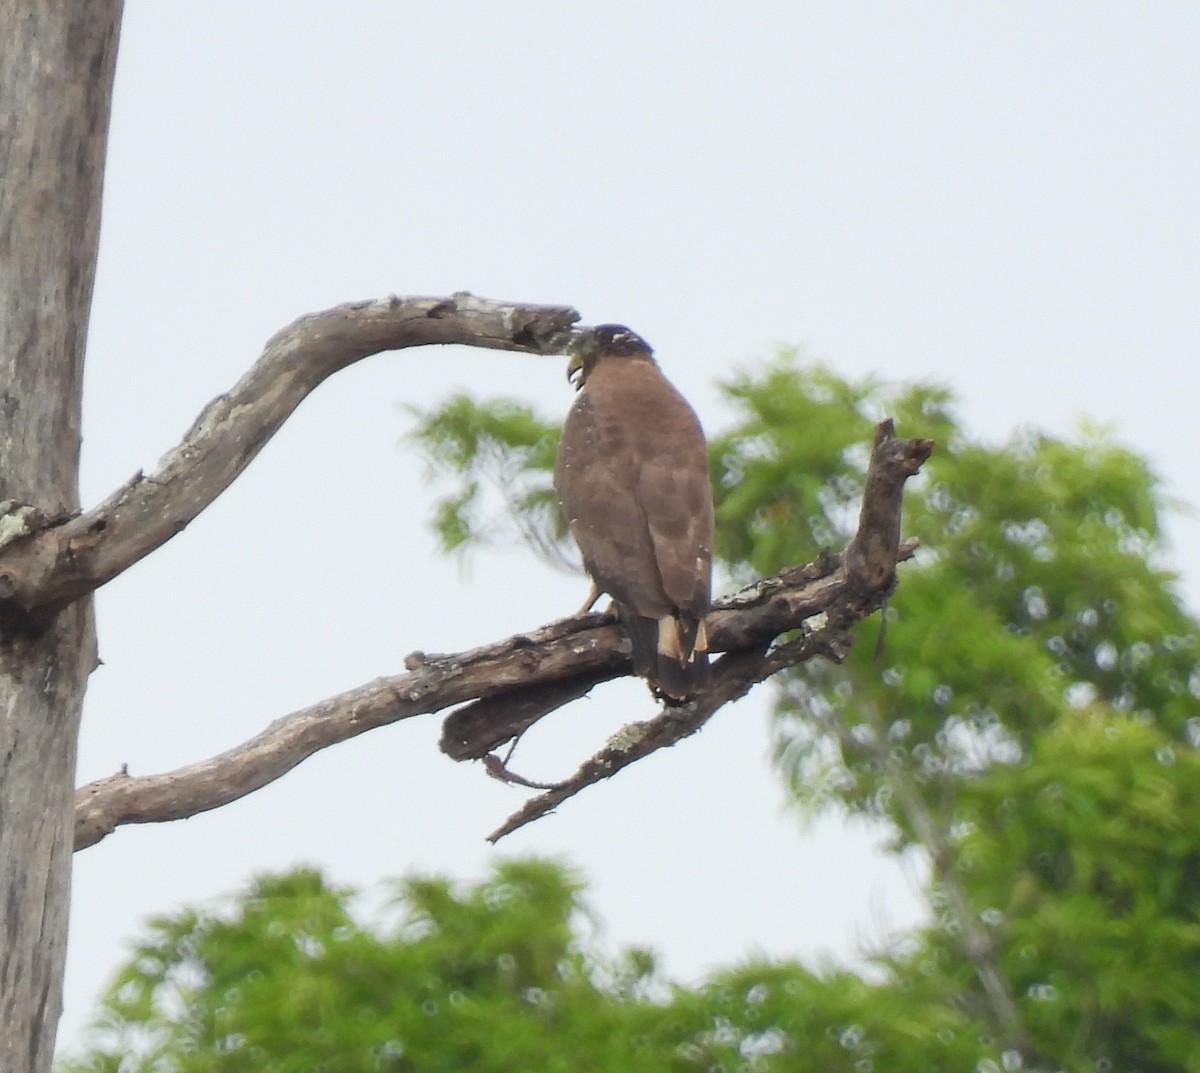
566,351,584,389
566,333,592,390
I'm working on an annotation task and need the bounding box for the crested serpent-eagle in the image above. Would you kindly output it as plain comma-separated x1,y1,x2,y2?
554,325,714,702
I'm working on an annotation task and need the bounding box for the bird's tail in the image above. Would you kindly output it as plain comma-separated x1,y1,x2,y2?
624,611,709,703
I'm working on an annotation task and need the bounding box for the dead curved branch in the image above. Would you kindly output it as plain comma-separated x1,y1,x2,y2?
74,421,931,850
0,293,579,629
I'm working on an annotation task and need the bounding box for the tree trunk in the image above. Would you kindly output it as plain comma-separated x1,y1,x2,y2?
0,3,122,1069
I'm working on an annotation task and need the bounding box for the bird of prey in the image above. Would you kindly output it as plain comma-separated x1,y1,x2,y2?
554,324,714,702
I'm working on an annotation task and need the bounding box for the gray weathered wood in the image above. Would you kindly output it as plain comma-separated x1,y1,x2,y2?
0,3,123,1071
0,293,579,624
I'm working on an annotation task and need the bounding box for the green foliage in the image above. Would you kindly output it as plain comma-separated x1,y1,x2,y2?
64,857,1020,1073
60,859,672,1073
404,395,568,566
711,355,1200,1067
943,710,1200,1071
662,958,994,1072
708,361,886,578
762,373,1199,822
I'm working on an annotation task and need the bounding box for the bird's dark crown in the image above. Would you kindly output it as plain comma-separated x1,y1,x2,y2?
566,324,654,389
592,324,653,356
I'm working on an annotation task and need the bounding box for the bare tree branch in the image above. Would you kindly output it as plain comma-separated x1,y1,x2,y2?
845,417,927,587
74,609,611,851
75,421,931,851
0,293,579,629
70,554,871,851
439,543,915,764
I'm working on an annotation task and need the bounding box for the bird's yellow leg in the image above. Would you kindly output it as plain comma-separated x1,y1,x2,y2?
575,581,603,616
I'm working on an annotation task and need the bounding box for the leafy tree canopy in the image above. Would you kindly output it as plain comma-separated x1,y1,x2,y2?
61,857,1003,1073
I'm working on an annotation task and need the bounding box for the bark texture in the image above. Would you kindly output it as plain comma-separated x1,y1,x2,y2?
0,3,122,1071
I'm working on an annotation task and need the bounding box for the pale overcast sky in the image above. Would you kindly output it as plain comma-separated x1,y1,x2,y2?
63,2,1200,1053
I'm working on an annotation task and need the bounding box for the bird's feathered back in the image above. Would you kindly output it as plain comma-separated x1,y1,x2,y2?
554,325,714,701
